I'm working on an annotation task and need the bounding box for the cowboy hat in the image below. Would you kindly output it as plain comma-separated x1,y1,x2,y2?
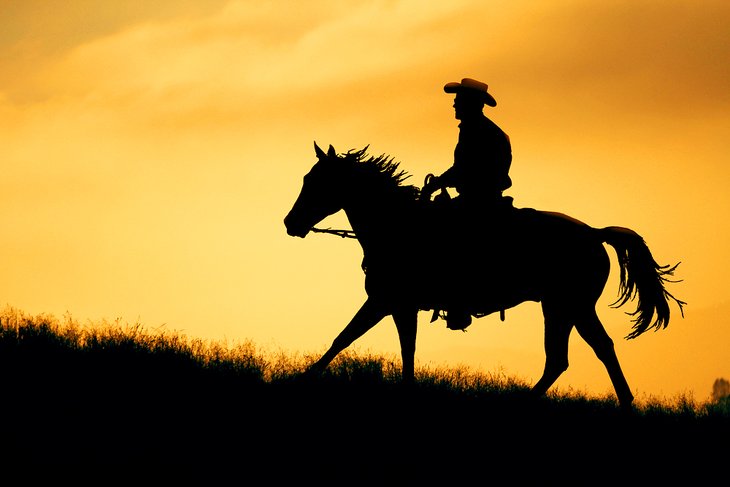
444,78,497,107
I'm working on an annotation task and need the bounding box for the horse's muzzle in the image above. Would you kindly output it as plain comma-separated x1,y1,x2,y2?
284,215,309,238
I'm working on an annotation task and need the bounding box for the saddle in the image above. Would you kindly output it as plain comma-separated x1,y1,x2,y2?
420,186,517,330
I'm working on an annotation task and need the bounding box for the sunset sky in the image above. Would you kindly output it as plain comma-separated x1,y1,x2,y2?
2,0,728,402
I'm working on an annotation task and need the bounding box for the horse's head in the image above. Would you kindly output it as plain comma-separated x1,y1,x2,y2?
284,142,351,238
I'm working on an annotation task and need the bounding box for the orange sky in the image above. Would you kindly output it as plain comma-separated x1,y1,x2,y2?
1,0,729,402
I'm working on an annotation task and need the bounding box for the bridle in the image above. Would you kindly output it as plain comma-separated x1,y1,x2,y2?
311,227,357,239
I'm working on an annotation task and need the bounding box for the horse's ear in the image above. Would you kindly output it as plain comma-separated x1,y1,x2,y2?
327,145,337,158
314,141,326,160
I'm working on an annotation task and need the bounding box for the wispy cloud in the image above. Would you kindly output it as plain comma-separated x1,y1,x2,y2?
11,1,478,109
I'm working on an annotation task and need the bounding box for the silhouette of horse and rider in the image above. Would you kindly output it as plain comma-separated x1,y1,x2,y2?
284,78,685,409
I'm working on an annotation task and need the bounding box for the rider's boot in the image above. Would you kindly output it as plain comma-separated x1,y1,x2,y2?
446,309,472,331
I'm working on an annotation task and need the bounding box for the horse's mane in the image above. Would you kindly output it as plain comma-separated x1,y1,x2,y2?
340,146,420,201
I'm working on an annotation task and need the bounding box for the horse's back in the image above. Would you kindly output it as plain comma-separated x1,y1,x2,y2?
373,198,608,315
533,210,590,228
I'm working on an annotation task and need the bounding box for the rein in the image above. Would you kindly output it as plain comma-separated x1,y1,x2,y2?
311,227,357,239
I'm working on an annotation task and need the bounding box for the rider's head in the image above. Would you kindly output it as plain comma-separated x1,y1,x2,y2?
444,78,496,120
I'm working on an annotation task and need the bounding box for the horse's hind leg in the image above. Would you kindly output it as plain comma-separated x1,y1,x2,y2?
306,298,388,376
574,308,634,409
531,302,573,398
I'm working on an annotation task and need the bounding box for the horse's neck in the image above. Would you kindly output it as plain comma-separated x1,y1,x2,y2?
344,197,410,252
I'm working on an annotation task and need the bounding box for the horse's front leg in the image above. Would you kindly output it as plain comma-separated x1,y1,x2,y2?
306,298,388,376
392,308,418,384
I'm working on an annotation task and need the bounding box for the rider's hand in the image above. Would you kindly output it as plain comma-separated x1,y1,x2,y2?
422,175,440,195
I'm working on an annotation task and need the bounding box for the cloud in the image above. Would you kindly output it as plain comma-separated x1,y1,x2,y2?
0,0,232,101
492,1,730,117
4,0,729,110
26,1,472,102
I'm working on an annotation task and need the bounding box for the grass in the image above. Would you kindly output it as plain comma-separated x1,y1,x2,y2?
1,306,727,483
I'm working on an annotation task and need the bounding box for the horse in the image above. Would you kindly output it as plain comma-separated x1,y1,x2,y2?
284,142,685,408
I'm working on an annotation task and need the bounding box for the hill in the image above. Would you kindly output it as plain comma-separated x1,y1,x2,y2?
1,308,726,483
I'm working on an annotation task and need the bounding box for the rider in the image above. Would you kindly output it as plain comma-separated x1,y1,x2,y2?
422,77,513,330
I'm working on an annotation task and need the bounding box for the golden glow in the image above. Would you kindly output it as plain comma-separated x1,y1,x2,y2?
1,1,729,401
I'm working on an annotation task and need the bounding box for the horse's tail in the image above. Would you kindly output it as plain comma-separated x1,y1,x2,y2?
599,226,686,339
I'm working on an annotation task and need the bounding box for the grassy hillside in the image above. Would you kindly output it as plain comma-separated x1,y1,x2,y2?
1,307,727,483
